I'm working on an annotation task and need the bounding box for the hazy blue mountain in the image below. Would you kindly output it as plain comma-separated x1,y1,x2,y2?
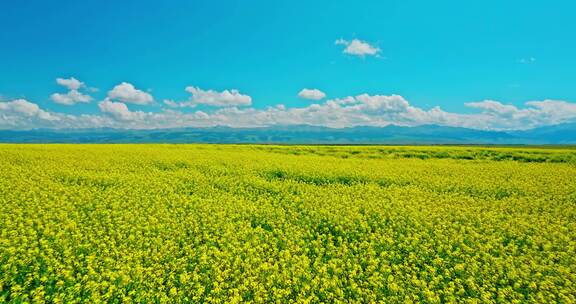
509,123,576,144
0,123,575,144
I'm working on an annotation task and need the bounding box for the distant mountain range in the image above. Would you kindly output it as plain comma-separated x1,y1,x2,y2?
1,123,576,144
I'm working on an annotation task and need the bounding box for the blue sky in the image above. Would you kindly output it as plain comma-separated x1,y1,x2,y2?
1,0,575,130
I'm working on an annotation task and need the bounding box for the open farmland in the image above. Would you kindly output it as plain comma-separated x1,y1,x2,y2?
0,144,575,303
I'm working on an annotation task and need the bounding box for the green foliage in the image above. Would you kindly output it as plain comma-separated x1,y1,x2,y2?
0,144,575,303
256,145,576,163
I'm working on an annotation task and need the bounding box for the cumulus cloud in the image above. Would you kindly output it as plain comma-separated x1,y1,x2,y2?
464,99,576,129
56,77,84,90
0,99,60,129
162,99,197,109
335,39,381,57
51,90,93,105
108,82,154,105
162,99,182,108
98,99,146,121
3,94,576,131
327,96,357,106
164,87,252,108
0,99,52,118
183,86,252,107
200,96,576,129
51,77,93,105
298,88,326,100
465,100,519,117
97,100,214,128
353,94,409,113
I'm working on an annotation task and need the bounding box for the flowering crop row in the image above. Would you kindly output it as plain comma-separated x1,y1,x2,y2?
0,144,575,303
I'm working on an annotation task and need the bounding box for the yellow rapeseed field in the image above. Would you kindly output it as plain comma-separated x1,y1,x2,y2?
0,144,575,303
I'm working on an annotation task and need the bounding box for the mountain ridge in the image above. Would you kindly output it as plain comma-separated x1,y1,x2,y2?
0,123,575,144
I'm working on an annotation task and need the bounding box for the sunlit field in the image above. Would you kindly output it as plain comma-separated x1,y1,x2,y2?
1,144,575,303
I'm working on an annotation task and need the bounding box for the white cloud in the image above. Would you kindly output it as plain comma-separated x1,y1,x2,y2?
353,94,409,113
164,87,252,108
523,100,576,125
0,99,48,117
98,99,146,121
298,88,326,100
0,99,60,129
327,96,357,106
463,99,576,129
183,86,252,107
3,94,576,131
108,82,154,105
56,77,84,90
335,39,381,57
465,100,519,117
163,99,197,109
51,77,94,105
51,90,93,105
163,99,179,108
